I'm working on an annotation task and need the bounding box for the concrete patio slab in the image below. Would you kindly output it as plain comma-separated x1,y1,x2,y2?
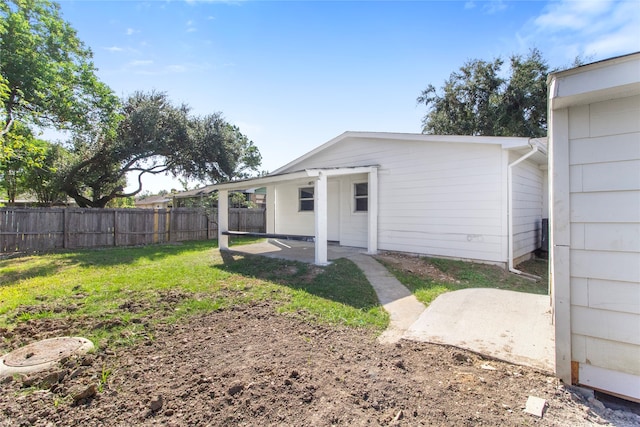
404,288,555,373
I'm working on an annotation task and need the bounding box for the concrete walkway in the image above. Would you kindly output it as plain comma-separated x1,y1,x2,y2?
224,240,554,372
346,253,426,344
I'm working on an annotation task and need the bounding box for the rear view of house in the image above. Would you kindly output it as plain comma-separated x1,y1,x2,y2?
549,53,640,401
215,132,547,268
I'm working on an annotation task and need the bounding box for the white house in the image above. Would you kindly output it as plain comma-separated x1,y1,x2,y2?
549,52,640,401
214,132,547,269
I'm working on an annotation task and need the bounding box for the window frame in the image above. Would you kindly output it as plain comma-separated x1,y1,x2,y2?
299,186,315,212
353,182,368,213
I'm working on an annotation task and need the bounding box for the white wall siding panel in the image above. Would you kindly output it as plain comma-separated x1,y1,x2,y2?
584,223,640,252
569,133,640,166
561,88,640,400
571,191,640,223
589,95,640,138
571,250,640,283
338,174,368,248
568,104,590,139
578,364,640,401
571,305,640,346
511,157,544,259
274,181,315,236
587,279,640,315
579,337,640,377
581,160,640,192
570,278,589,307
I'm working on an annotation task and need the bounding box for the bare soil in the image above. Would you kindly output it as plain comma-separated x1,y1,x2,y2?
1,253,639,426
2,301,640,427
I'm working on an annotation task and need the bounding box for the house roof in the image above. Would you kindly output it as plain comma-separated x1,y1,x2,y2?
135,194,172,205
273,131,546,174
210,132,547,192
213,166,379,192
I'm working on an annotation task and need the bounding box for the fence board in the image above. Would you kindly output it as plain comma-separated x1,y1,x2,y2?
0,207,265,253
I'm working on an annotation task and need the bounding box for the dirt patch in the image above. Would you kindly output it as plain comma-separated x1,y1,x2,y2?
375,252,459,283
1,302,638,426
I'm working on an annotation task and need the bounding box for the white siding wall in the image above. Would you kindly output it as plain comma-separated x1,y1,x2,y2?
274,180,316,236
281,138,508,263
272,176,369,246
510,153,544,260
567,95,640,394
338,174,368,247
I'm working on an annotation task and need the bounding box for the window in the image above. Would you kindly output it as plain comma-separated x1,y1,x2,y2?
299,187,314,211
354,182,368,212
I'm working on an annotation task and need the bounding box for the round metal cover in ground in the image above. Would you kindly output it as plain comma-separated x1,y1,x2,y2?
0,337,94,377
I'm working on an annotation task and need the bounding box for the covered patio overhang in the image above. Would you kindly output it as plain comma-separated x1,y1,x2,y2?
213,165,379,265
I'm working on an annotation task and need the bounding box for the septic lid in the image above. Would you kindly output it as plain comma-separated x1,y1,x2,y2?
0,337,94,375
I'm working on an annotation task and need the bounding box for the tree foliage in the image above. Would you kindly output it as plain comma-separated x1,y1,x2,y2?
0,0,118,151
418,49,549,138
0,122,46,203
62,91,262,208
22,141,71,205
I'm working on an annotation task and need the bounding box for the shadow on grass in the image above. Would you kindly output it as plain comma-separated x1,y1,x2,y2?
217,250,381,312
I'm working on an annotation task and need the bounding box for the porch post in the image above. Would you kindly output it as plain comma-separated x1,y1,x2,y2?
218,189,229,250
266,185,276,234
367,167,378,254
315,172,329,265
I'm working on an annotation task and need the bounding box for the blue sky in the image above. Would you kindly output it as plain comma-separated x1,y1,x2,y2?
54,0,640,193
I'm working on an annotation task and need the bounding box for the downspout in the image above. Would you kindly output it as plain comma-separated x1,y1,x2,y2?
508,142,541,278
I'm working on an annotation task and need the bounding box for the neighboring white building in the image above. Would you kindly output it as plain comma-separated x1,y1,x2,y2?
549,52,640,401
135,194,172,209
214,132,547,268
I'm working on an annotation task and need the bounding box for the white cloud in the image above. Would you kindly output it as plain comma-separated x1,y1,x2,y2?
464,1,476,10
105,46,124,52
521,0,640,63
129,60,154,67
166,64,188,73
186,20,197,33
483,0,507,14
125,28,138,36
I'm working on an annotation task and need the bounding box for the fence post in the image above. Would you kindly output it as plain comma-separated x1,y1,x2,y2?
113,210,118,246
153,209,159,243
63,209,69,249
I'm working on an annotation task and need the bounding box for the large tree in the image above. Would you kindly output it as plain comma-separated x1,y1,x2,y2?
62,91,262,208
417,49,549,138
0,0,118,154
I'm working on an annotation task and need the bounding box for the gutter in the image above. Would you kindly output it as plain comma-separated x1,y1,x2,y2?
508,142,542,279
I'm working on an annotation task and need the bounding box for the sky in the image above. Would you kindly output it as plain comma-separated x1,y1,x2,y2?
50,0,640,193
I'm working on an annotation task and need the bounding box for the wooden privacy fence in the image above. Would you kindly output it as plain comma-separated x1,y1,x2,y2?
0,207,265,253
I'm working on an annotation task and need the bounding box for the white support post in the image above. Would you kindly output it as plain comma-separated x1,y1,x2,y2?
218,189,229,250
315,172,329,265
266,185,276,234
367,168,378,254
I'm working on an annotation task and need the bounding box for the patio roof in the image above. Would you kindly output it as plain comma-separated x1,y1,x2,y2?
211,165,379,192
216,165,379,266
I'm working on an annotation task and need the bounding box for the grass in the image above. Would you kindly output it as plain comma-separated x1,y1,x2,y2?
379,255,549,306
0,238,388,350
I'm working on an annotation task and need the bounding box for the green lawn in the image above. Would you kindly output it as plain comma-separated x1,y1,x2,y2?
378,255,549,306
0,239,388,350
